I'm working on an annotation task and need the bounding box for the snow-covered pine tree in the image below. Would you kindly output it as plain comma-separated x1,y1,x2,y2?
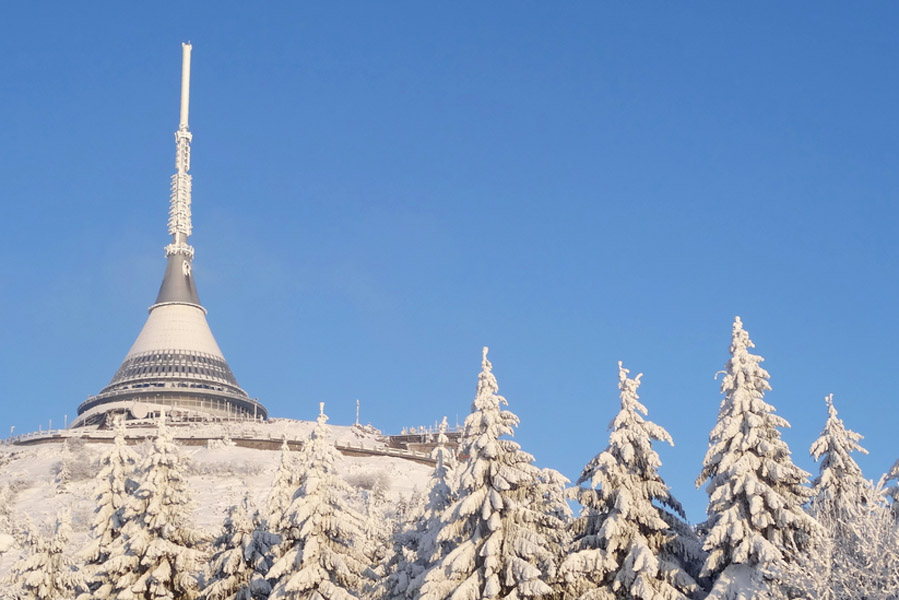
863,478,899,597
561,362,701,600
0,473,17,558
6,509,86,600
787,393,874,600
382,416,458,600
11,515,35,552
392,494,413,536
0,482,14,533
266,436,299,536
200,492,279,600
788,479,899,600
696,317,816,599
419,347,569,600
95,412,207,600
362,477,392,567
80,415,139,588
532,467,573,599
55,438,72,494
809,394,870,514
886,459,899,521
408,487,425,521
266,404,371,600
418,416,457,565
804,455,899,599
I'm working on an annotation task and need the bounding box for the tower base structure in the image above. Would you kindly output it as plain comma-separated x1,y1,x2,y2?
73,261,267,428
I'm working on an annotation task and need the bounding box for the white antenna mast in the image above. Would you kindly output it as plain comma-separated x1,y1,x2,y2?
166,42,194,261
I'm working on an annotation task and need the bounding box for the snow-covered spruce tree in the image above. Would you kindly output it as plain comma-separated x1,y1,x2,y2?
0,484,14,554
789,480,899,600
80,416,139,588
55,438,72,494
266,404,371,600
266,436,299,537
886,459,899,521
531,467,573,598
417,416,458,565
6,509,86,600
809,394,871,513
362,476,392,566
561,362,702,600
392,488,421,538
382,416,458,600
864,478,899,596
784,394,873,600
696,317,816,599
0,482,14,534
95,412,207,600
408,487,425,518
200,492,279,600
419,347,569,600
428,418,456,501
858,467,899,597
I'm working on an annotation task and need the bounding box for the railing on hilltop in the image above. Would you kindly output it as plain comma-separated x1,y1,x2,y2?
2,426,435,465
3,412,268,446
334,440,433,464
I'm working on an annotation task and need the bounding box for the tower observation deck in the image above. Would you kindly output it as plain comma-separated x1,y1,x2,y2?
73,44,267,427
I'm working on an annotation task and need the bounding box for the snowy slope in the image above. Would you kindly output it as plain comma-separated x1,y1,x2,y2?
0,419,433,578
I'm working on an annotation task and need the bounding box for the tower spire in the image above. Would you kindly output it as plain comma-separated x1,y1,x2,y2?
166,42,194,261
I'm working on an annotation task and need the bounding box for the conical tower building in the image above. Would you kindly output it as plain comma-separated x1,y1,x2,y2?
74,44,267,427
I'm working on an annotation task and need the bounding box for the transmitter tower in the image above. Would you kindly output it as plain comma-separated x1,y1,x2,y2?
74,44,266,427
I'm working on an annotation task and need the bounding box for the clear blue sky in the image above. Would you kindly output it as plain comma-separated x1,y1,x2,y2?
1,2,898,521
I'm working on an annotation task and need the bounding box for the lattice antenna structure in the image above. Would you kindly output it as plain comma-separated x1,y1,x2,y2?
166,42,194,260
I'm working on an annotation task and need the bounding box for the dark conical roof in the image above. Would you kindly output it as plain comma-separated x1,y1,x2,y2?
155,253,201,306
